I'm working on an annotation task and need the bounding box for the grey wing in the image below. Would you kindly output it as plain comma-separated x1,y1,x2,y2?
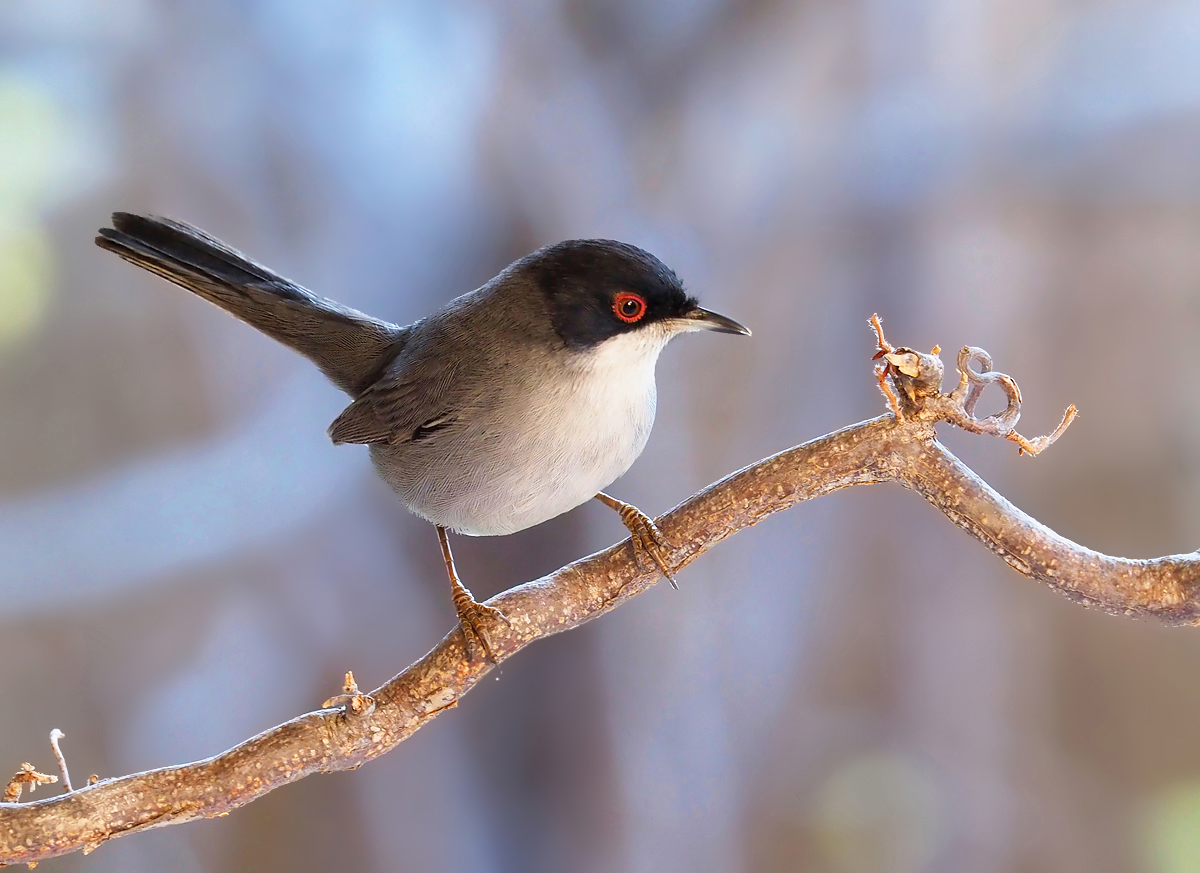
327,361,464,446
327,395,392,444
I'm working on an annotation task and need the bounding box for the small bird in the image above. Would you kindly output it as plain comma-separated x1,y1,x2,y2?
96,213,750,658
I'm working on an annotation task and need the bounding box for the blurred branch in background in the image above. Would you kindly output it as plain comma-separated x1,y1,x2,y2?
5,318,1196,867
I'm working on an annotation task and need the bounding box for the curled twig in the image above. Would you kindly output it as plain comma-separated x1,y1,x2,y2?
871,316,1077,456
0,314,1187,867
954,346,1021,433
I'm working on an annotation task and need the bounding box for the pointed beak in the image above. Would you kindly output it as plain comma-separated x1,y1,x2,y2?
682,306,752,336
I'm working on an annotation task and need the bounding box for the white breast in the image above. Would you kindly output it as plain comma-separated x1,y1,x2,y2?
549,329,663,490
382,326,671,537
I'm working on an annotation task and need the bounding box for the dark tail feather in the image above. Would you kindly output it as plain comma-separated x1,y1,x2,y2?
96,213,406,396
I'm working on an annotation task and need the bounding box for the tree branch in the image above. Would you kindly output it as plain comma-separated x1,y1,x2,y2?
4,316,1197,866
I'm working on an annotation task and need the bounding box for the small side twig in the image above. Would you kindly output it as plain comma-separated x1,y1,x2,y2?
871,314,946,421
48,732,70,794
1007,406,1078,456
322,671,375,718
3,765,55,804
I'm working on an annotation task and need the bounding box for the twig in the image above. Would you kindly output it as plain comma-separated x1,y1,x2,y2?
47,732,70,795
6,314,1195,867
322,671,376,717
3,767,55,805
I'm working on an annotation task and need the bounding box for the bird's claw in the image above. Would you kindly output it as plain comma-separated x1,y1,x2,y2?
453,592,509,662
617,504,678,589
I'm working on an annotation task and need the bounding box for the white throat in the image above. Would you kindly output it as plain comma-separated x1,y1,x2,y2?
574,323,675,387
502,324,675,528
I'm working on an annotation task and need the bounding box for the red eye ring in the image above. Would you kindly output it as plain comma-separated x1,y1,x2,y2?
613,292,647,323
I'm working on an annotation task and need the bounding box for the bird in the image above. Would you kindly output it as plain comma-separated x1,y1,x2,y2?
95,213,750,659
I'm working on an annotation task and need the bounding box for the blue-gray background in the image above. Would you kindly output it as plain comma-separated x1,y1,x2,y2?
4,2,1200,871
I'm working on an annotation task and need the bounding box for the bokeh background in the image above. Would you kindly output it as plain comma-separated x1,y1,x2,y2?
4,1,1200,871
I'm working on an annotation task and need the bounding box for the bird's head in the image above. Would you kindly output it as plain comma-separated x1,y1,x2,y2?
524,239,750,351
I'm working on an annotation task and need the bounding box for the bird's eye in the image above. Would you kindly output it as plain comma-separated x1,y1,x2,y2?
613,292,647,323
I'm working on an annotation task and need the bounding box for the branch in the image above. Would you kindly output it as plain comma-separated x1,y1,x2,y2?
4,316,1197,866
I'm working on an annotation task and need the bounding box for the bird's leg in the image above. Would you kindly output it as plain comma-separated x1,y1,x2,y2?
437,525,509,661
594,492,678,589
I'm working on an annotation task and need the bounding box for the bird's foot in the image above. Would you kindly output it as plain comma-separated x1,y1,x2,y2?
451,582,510,662
609,499,678,589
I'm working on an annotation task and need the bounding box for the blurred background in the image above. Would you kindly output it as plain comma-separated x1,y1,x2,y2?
4,1,1200,871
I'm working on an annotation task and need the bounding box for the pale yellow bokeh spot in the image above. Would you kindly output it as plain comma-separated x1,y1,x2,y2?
813,751,947,873
0,77,69,346
0,225,53,347
0,79,64,211
1141,781,1200,873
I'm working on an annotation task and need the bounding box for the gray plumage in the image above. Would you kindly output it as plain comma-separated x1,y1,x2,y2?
96,214,746,539
353,296,666,535
96,214,406,396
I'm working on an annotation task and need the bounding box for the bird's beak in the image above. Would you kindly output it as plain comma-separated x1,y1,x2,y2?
680,306,752,336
